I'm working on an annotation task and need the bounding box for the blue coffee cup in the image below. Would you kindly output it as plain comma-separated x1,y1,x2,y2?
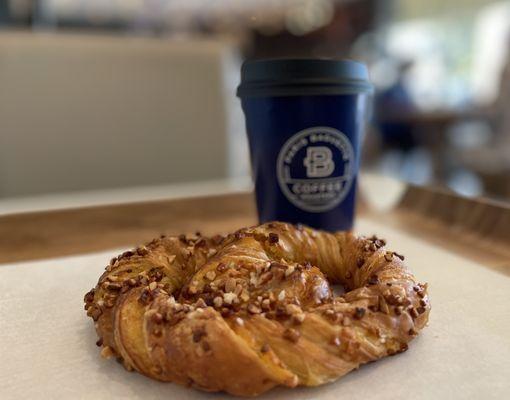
237,59,372,231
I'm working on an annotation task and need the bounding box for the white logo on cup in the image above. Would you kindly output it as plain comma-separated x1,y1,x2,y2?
304,146,335,178
276,126,354,213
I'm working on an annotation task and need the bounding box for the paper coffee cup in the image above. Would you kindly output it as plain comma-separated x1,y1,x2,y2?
237,58,372,231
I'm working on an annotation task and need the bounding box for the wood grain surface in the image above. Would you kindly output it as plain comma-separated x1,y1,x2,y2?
1,184,509,269
0,192,257,264
366,184,510,273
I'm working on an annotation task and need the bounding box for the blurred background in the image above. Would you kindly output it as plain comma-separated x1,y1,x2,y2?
1,0,510,204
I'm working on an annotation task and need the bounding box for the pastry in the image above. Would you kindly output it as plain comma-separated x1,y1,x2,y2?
84,222,430,396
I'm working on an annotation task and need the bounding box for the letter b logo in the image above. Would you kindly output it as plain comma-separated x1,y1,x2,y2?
303,146,335,178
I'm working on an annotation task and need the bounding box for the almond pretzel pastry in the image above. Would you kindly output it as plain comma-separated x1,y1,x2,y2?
84,222,430,396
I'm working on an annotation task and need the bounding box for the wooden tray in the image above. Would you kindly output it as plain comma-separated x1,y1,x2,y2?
1,178,508,270
1,177,509,400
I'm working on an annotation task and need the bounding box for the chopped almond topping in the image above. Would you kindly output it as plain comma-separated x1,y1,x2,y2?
223,292,237,305
205,270,216,281
248,304,262,314
234,284,243,296
213,296,223,308
283,328,300,343
195,298,207,309
225,278,237,293
100,346,115,359
292,313,306,324
261,299,271,310
240,291,250,302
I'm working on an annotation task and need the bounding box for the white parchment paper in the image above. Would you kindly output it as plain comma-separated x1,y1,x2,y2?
1,217,509,399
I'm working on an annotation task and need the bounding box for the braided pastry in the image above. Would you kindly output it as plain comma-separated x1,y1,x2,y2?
84,222,430,396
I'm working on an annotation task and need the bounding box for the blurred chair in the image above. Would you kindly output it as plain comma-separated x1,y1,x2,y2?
0,32,248,198
453,49,510,199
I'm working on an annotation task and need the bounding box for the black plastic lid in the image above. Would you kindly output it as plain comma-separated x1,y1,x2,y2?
237,58,372,98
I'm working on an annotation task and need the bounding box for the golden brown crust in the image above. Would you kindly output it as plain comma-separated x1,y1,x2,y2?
84,222,430,396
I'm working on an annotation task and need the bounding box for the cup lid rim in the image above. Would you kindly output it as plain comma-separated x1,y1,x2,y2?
237,58,372,97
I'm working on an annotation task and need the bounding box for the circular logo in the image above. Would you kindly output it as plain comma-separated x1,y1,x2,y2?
276,126,355,213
